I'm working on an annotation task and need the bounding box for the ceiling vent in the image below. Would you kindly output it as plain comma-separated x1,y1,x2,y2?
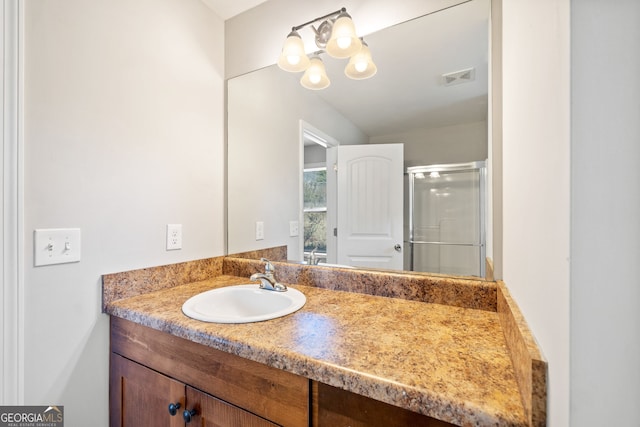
441,67,476,86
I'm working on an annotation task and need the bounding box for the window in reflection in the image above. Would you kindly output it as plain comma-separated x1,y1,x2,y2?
303,167,327,264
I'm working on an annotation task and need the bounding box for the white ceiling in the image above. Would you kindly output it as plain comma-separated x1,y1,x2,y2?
200,0,267,20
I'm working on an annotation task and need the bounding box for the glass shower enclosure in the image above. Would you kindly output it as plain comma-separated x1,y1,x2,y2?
406,161,486,278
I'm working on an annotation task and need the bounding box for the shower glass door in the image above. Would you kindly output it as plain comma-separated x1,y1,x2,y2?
408,161,486,277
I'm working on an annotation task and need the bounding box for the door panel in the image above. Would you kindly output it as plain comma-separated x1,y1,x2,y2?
337,144,403,269
110,353,184,427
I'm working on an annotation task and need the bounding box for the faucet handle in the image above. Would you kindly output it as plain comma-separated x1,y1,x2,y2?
260,258,274,274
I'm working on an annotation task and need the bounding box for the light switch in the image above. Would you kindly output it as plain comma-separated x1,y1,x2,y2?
256,221,264,240
34,228,81,267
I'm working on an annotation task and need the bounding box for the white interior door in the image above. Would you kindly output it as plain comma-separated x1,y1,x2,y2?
336,144,404,269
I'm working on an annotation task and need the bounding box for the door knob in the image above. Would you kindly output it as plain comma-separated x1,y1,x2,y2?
167,402,181,416
394,244,402,252
183,408,198,423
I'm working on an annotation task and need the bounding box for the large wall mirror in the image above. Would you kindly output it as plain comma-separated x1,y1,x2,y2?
228,0,491,279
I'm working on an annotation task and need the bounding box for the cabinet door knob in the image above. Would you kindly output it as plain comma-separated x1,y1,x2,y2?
183,408,197,423
167,402,181,416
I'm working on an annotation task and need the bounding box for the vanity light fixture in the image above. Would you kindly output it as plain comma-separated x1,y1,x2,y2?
277,7,377,89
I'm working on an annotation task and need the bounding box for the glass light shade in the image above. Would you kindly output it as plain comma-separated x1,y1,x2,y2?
344,43,377,80
277,31,310,72
300,57,330,90
326,13,362,58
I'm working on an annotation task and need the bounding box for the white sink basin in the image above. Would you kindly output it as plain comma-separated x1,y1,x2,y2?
182,285,306,323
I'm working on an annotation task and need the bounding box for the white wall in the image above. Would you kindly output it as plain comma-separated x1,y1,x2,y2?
23,0,225,425
570,1,640,425
502,1,571,426
370,121,488,167
227,65,367,258
503,1,640,424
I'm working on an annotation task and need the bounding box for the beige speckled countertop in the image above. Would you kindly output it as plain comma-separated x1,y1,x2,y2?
105,273,530,426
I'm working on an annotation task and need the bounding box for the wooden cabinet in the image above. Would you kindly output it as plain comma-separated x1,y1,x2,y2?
312,381,455,427
110,317,454,427
111,353,184,427
110,354,278,427
186,385,278,427
109,318,308,427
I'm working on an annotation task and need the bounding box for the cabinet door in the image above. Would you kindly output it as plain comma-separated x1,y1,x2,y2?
186,386,279,427
110,353,185,427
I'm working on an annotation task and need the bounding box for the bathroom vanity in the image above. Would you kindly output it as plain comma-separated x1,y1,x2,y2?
110,316,452,426
103,254,546,426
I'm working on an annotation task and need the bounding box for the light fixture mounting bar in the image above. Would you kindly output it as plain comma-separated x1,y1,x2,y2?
291,7,346,32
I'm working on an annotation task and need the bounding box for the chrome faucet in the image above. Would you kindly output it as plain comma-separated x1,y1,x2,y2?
250,258,287,292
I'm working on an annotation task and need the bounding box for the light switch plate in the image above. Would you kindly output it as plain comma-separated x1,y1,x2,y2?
34,228,81,267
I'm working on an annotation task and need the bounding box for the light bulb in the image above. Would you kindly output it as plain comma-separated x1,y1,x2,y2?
287,55,301,65
355,60,368,72
344,41,377,80
300,56,330,90
326,12,361,58
277,31,310,72
337,37,352,49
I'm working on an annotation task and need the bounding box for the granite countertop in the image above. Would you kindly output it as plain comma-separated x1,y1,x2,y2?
105,274,528,426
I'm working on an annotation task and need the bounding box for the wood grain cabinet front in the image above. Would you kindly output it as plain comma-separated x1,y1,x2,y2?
109,317,455,427
186,386,278,427
311,381,455,427
110,353,185,427
110,354,280,427
109,318,308,427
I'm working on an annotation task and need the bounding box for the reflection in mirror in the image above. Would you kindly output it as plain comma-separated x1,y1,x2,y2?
302,123,337,267
228,0,490,278
407,161,487,277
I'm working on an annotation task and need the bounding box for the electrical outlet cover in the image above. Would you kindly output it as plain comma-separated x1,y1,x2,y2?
166,224,182,250
289,220,299,237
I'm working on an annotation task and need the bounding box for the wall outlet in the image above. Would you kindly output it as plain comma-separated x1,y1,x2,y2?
289,220,299,237
166,224,182,250
255,221,264,240
34,228,81,266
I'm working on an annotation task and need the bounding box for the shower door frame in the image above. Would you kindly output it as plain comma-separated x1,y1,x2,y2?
407,160,487,278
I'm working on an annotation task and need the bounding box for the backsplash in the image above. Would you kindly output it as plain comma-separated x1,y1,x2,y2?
102,256,224,311
223,257,497,311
